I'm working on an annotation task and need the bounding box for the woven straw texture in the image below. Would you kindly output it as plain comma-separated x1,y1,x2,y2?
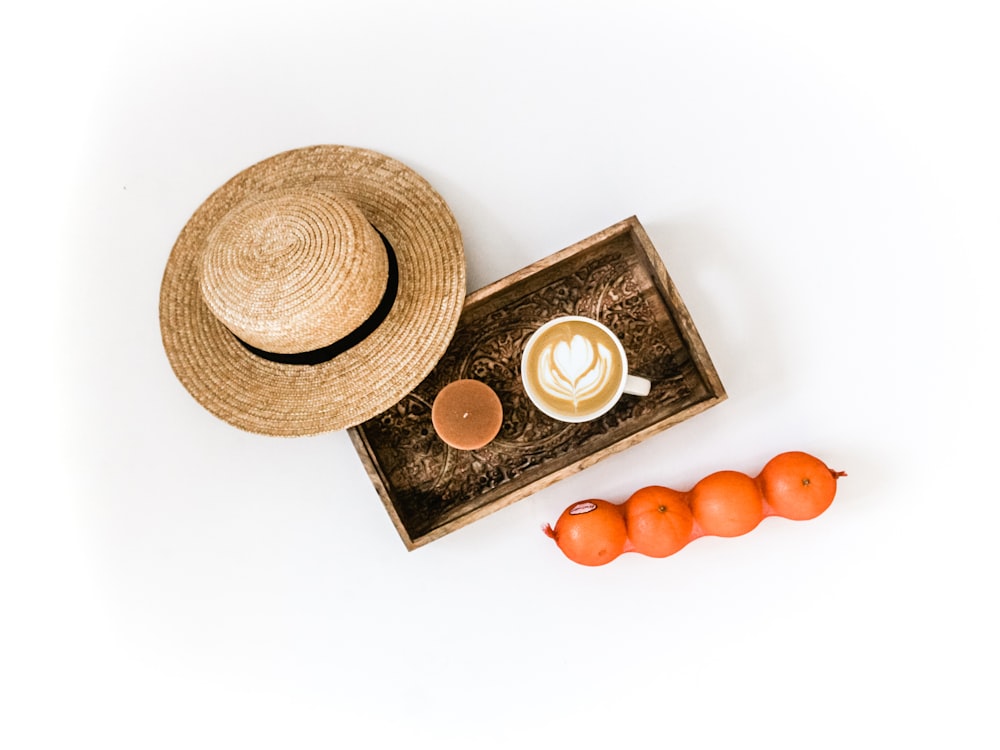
199,189,389,354
159,145,466,436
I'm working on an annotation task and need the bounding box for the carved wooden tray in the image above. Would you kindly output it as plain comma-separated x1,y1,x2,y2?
348,216,726,549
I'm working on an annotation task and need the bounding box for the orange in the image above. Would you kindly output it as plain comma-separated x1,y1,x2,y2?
543,499,627,566
758,451,844,520
689,470,764,537
624,485,694,558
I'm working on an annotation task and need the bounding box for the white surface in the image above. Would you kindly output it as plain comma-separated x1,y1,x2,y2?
5,1,999,747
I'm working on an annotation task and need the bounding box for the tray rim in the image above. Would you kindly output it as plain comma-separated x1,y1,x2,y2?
348,215,726,549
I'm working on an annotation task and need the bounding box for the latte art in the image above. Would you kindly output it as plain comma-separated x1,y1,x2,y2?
537,334,615,408
522,318,626,421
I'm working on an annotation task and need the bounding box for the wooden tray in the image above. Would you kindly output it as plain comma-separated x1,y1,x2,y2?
348,217,726,549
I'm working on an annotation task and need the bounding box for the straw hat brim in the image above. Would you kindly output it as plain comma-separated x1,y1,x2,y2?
159,145,466,436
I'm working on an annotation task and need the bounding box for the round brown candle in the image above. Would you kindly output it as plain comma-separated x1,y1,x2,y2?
431,379,503,450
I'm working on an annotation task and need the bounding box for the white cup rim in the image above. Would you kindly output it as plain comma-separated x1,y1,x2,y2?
520,315,630,423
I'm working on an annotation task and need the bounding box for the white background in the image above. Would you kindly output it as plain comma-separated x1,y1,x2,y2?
5,1,998,747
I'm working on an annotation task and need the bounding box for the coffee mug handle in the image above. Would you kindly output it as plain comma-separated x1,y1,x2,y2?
624,374,651,397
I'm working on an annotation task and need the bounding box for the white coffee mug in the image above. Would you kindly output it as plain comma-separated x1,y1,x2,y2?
520,315,651,423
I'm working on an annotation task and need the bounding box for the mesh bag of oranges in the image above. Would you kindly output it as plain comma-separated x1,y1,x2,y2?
543,451,846,566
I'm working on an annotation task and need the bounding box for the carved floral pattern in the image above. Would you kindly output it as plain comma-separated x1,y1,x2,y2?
356,247,712,539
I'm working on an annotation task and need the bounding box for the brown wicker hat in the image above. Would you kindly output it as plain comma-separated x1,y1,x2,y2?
159,145,466,436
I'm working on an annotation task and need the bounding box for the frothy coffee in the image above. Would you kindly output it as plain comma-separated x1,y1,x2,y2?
522,317,625,421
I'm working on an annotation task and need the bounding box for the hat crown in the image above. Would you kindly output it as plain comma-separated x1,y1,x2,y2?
199,188,389,354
